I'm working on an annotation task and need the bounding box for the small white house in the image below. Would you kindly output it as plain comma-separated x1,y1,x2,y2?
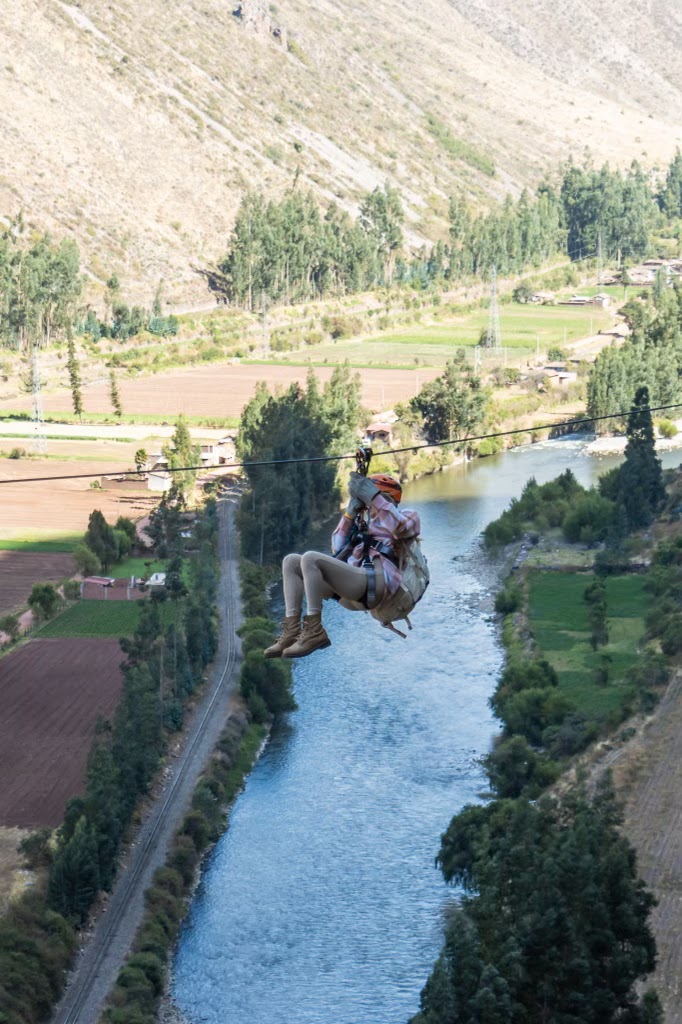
147,471,171,493
148,572,167,588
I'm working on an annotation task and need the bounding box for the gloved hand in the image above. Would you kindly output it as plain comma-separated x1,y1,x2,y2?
345,495,364,518
348,471,380,507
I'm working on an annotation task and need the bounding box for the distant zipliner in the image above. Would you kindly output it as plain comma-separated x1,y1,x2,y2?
264,448,430,660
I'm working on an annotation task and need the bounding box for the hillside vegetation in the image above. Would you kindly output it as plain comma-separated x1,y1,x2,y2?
1,0,681,302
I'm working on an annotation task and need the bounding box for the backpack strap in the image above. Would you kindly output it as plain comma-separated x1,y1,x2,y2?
383,622,408,639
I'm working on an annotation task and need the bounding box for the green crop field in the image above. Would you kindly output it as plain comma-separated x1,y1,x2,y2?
37,600,144,638
527,571,651,719
257,303,614,369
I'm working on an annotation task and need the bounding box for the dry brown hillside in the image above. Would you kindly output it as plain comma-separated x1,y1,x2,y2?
1,0,680,303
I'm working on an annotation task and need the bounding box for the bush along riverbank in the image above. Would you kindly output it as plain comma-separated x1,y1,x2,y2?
412,398,679,1022
98,557,296,1023
0,496,220,1024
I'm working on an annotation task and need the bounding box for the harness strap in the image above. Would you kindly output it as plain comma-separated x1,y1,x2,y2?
365,563,376,609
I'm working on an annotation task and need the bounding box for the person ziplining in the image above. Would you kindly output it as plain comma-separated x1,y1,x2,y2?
264,448,429,659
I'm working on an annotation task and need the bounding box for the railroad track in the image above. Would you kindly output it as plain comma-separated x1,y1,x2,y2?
54,497,240,1024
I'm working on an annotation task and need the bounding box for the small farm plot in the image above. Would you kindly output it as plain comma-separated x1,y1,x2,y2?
38,597,179,638
0,550,75,615
0,638,123,827
38,599,144,638
527,571,651,719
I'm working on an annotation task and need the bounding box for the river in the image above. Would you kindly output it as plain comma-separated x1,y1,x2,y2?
172,440,682,1024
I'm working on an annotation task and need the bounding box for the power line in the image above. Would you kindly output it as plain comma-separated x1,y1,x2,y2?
2,402,681,486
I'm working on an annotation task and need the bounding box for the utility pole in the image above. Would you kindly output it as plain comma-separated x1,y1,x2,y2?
30,343,47,455
484,266,502,354
597,231,604,286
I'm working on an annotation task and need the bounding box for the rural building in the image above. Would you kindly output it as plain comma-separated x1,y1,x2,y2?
546,370,578,389
365,423,394,445
148,470,172,492
530,290,555,304
592,293,611,308
148,572,167,589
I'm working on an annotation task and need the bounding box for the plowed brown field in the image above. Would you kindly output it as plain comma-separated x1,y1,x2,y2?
0,363,439,420
0,457,156,541
0,638,123,827
0,551,75,615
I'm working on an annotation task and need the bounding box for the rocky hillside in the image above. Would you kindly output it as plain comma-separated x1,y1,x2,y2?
1,0,680,303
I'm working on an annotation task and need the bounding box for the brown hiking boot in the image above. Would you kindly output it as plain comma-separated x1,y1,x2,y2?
282,614,332,659
263,616,301,659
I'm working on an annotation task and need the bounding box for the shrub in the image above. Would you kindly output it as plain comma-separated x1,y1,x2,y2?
0,613,20,643
563,494,615,544
657,418,678,439
63,579,81,601
494,582,521,614
28,582,61,620
9,446,27,459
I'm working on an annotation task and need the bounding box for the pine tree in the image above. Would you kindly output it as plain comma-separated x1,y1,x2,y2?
49,816,101,922
620,385,665,530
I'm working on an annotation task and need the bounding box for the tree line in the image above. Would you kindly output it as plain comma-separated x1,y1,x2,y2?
0,497,219,1024
0,224,176,353
483,389,666,794
587,281,682,431
214,154,682,310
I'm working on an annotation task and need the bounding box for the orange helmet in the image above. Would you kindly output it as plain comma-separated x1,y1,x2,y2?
369,473,402,504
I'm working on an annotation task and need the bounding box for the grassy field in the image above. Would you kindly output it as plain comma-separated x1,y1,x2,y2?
113,556,165,578
259,304,614,369
0,535,81,552
527,571,651,719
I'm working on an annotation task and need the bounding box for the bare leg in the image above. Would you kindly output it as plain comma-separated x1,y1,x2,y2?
282,553,305,617
299,551,367,614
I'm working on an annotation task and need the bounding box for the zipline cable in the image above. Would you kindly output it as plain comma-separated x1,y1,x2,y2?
2,401,681,486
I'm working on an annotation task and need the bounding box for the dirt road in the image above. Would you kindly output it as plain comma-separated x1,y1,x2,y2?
51,496,243,1024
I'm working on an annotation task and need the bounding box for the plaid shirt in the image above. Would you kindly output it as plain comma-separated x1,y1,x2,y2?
331,494,421,602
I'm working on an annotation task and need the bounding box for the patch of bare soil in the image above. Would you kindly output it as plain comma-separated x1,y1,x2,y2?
0,638,123,828
585,674,682,1021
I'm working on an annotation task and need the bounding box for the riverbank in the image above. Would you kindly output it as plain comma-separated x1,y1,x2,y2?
483,468,682,1021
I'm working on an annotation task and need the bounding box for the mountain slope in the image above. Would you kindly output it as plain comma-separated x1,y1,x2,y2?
1,0,680,303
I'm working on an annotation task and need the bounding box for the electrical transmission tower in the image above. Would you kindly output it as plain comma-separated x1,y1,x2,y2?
484,266,502,353
30,344,47,455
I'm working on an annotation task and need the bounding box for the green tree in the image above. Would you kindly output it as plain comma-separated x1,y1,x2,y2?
85,510,118,571
109,369,122,419
73,541,102,576
410,359,489,445
620,385,666,531
0,613,20,643
28,582,60,620
417,783,659,1024
49,816,101,922
359,183,404,285
163,415,200,501
134,448,148,473
66,331,83,419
